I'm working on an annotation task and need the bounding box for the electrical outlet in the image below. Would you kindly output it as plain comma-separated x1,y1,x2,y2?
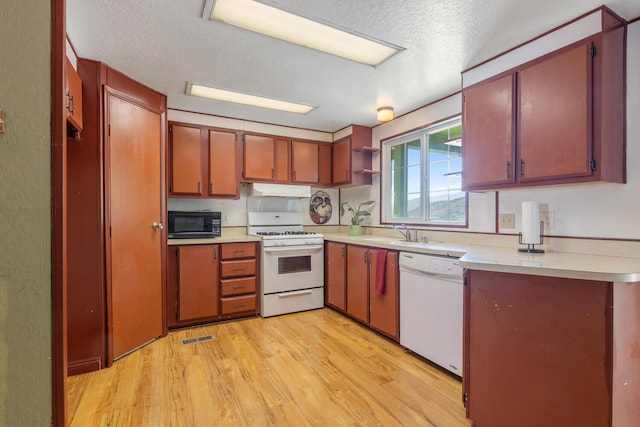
499,213,516,229
541,210,555,231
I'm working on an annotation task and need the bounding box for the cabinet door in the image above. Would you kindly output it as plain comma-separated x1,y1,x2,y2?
462,74,515,190
208,129,239,197
518,43,592,182
177,245,219,321
332,137,351,185
274,138,290,182
465,270,609,426
346,245,369,323
368,250,399,339
170,124,204,195
244,134,276,181
325,242,346,311
318,143,332,186
66,58,83,132
292,140,319,184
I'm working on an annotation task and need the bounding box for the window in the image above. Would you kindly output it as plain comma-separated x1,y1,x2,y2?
382,117,465,225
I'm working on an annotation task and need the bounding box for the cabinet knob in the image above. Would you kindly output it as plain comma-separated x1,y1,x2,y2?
152,222,164,230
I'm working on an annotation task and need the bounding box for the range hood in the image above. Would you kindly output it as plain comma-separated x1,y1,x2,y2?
250,183,311,198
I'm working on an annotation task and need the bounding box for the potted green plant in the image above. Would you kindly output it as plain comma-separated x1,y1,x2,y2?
340,200,375,236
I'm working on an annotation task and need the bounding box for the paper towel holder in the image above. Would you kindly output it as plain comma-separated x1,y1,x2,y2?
518,221,545,253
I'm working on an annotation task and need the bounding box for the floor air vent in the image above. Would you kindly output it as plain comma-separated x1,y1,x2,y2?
181,335,215,346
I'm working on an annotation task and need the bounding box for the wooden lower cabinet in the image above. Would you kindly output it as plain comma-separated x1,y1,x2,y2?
464,269,640,426
326,242,399,341
325,242,347,311
177,245,219,321
167,242,259,328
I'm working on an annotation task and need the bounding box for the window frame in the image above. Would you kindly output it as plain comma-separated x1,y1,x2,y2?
381,116,468,227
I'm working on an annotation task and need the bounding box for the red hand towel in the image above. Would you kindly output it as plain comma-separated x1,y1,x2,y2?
375,249,388,295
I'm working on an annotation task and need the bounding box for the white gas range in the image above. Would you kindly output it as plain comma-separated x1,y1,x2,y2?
247,211,325,317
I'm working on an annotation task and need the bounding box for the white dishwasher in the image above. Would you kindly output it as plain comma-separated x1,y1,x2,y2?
399,252,463,376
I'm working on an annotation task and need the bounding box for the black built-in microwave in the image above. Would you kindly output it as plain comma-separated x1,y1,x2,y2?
167,211,222,239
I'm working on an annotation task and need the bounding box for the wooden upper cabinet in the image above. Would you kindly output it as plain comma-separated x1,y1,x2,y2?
242,134,290,182
169,124,203,195
208,129,239,198
274,137,290,182
292,140,319,184
332,125,373,187
462,74,515,190
243,134,275,181
332,137,351,185
462,23,625,191
518,43,592,182
318,143,332,186
65,58,83,132
169,123,239,198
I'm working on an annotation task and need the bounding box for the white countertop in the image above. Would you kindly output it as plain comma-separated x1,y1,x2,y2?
322,233,640,283
167,235,261,245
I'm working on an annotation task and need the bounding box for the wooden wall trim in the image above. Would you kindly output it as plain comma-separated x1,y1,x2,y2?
51,0,67,425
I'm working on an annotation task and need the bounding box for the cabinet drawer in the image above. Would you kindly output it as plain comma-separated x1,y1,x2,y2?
220,242,256,260
221,294,257,315
220,277,257,297
220,259,256,278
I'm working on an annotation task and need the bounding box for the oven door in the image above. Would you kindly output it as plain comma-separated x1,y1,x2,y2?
262,244,324,294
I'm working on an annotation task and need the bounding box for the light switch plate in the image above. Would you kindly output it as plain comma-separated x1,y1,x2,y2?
499,213,516,229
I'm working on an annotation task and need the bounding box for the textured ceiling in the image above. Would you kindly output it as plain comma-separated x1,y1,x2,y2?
66,0,640,133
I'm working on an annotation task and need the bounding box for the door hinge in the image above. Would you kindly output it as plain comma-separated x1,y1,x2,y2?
463,276,468,287
169,124,172,133
590,159,596,171
108,124,111,137
463,392,468,405
169,183,173,192
591,44,597,57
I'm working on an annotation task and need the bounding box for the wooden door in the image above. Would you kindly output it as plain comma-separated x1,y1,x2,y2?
107,92,163,360
178,245,219,321
325,242,346,311
462,73,515,190
332,136,351,185
518,42,592,182
208,129,238,197
346,245,369,323
292,140,319,184
243,134,275,181
318,143,332,186
170,124,203,195
369,250,399,339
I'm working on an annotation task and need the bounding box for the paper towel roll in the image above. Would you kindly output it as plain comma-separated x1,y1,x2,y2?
521,201,541,244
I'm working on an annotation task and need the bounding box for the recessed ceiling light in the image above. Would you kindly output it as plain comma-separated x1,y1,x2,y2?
186,82,315,114
210,0,404,67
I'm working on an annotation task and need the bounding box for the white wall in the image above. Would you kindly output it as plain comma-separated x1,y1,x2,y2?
345,93,497,233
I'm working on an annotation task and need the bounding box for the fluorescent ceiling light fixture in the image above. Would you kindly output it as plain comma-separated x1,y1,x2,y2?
210,0,404,67
187,82,315,114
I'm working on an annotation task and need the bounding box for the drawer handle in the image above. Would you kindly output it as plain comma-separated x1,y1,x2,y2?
278,290,313,298
232,250,246,253
232,285,246,289
233,303,247,308
232,267,245,272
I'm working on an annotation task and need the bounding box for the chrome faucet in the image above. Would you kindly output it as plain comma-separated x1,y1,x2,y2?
393,224,412,241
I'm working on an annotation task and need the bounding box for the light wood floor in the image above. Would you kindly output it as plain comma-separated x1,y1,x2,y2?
67,308,472,426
